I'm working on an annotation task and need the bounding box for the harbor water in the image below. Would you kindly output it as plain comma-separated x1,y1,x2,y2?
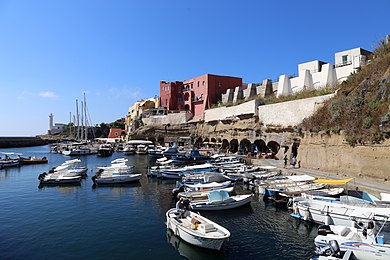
0,145,318,259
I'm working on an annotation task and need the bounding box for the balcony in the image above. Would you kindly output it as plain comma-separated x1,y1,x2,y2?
191,96,204,103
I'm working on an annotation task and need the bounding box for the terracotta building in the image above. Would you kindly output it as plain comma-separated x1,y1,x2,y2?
159,81,184,111
160,74,242,117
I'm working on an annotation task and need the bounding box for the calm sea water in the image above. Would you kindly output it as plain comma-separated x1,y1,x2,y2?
0,145,318,259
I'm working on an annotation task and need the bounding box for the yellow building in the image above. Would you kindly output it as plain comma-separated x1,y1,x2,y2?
125,97,159,140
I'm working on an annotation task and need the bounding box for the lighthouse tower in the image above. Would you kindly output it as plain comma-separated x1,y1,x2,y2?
48,113,54,134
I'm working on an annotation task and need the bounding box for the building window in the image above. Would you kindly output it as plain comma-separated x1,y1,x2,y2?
342,55,348,65
198,81,200,87
191,83,193,89
202,81,205,86
165,99,168,106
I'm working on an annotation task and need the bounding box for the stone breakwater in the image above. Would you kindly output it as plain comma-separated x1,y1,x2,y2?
0,137,48,148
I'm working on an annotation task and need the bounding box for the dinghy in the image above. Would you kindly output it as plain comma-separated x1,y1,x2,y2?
166,208,230,250
189,190,253,211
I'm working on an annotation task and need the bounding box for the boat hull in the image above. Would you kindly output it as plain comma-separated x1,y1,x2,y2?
166,208,230,250
94,174,141,184
190,194,253,211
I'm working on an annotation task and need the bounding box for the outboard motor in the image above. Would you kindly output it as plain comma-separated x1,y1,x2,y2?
172,182,184,197
329,240,341,257
318,225,333,236
38,172,47,181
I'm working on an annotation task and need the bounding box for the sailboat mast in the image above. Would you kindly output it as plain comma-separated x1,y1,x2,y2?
76,99,80,141
81,100,84,141
84,93,88,141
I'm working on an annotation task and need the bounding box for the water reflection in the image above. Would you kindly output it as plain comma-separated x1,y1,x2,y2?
91,182,142,189
38,183,81,191
167,229,227,260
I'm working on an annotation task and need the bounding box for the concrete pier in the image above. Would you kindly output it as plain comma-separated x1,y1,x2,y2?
0,137,48,148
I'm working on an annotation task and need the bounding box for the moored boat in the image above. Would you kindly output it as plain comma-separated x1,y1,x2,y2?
38,171,82,185
177,186,235,200
97,144,113,157
166,208,230,250
92,158,140,184
17,156,48,165
314,223,390,259
189,190,253,211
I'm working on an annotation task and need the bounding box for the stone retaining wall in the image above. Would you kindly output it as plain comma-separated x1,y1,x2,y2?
0,137,47,148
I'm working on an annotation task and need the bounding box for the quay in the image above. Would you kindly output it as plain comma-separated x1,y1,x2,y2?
252,158,390,196
0,137,48,148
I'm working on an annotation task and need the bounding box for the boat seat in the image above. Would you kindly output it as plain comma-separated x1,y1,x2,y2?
198,223,217,233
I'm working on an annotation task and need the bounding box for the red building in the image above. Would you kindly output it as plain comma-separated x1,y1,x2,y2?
159,81,184,111
160,74,242,117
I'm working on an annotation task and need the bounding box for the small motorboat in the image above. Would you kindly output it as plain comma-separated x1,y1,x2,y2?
314,223,390,260
177,187,234,200
17,155,48,165
184,181,232,192
166,208,230,250
0,152,20,168
51,159,88,177
92,158,141,184
189,190,253,211
38,171,82,185
97,144,113,157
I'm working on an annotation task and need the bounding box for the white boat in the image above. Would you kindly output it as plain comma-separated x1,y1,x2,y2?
314,224,390,260
161,163,217,179
51,159,88,177
291,192,390,231
166,208,230,250
257,174,316,194
92,158,140,184
0,152,20,168
123,145,136,155
181,172,231,184
97,144,113,157
190,190,252,211
184,181,232,191
135,144,148,155
38,171,82,185
177,187,235,200
62,146,98,156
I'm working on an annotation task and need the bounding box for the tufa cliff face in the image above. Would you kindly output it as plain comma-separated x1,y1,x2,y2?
298,132,390,182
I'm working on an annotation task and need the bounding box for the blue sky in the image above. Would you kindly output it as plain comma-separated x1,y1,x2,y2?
0,0,389,136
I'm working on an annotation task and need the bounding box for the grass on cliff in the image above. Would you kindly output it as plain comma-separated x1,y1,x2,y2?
300,38,390,146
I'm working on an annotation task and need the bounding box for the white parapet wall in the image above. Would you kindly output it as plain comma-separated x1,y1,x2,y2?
204,99,259,122
142,112,192,126
258,93,335,127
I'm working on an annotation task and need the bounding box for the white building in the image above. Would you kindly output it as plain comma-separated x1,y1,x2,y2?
48,113,66,135
277,47,371,96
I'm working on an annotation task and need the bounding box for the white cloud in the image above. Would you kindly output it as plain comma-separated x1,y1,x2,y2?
39,91,58,99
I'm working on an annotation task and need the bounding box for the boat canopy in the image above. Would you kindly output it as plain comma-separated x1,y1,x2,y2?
314,178,353,185
208,190,230,202
127,140,153,145
286,174,315,182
